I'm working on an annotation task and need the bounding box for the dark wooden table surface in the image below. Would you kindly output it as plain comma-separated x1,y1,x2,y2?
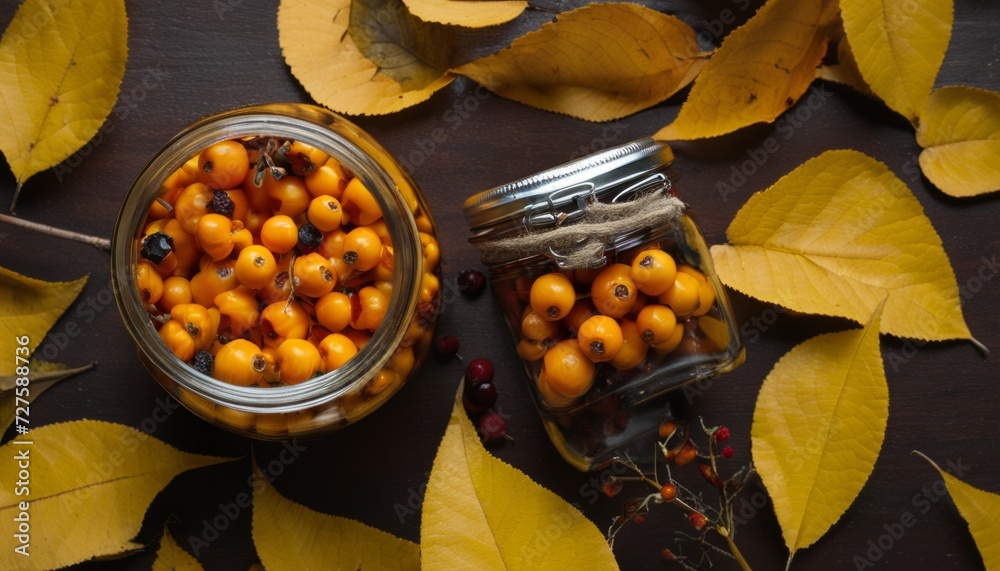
2,1,998,569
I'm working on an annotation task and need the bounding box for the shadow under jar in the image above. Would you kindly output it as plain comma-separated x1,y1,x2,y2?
112,103,441,439
464,138,744,471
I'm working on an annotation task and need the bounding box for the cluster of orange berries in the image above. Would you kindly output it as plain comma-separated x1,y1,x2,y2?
135,137,439,389
515,247,718,407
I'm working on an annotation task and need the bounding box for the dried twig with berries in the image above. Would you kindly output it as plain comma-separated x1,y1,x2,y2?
603,419,756,571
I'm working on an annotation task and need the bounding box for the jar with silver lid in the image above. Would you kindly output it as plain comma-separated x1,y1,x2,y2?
464,138,744,471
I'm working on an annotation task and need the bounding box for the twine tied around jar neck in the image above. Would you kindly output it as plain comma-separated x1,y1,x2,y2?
473,188,685,270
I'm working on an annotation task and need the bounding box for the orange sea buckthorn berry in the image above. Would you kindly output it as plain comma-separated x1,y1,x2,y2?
159,319,195,361
631,250,677,296
169,303,215,351
610,319,649,370
234,245,277,289
174,183,213,234
318,333,359,371
159,276,193,312
293,252,336,298
196,213,235,261
636,304,678,345
230,225,253,253
304,158,349,199
342,327,372,351
366,219,392,246
306,196,343,232
521,309,560,342
190,258,239,307
136,262,163,304
315,291,352,333
351,286,389,332
259,271,291,305
317,227,347,260
659,272,700,317
213,339,266,386
591,263,638,319
419,272,439,304
626,292,649,320
260,215,299,254
275,339,323,384
214,286,260,337
677,265,716,317
156,219,199,277
537,369,578,408
260,299,311,348
341,177,383,225
365,369,398,396
573,266,603,287
148,183,183,220
197,140,249,190
387,345,415,378
242,172,271,212
243,209,267,237
181,155,201,178
414,213,433,233
529,272,575,321
564,299,598,334
342,226,382,272
650,319,685,354
517,338,548,361
288,141,330,176
259,346,280,384
265,172,310,217
542,340,595,398
577,315,624,363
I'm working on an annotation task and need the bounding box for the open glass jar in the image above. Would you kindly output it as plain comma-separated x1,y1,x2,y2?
464,139,744,471
112,103,440,439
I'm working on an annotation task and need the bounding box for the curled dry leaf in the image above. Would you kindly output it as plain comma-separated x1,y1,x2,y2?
839,0,953,124
0,361,95,433
655,0,837,141
0,265,88,374
710,150,977,344
453,3,707,122
402,0,527,28
0,420,234,569
421,384,619,569
153,527,204,571
914,451,1000,570
252,462,419,570
278,0,454,116
916,86,1000,197
752,304,887,564
0,0,128,211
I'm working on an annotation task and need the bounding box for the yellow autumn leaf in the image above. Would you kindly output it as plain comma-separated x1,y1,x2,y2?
0,265,88,375
0,420,234,569
278,0,454,116
916,85,1000,197
252,461,419,571
914,451,1000,570
655,0,837,140
453,3,707,122
421,385,619,570
710,149,977,344
817,35,871,97
753,305,887,563
403,0,527,28
839,0,952,124
0,0,128,211
0,361,95,432
153,527,204,571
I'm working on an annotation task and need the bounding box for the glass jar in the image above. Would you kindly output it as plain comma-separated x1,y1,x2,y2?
111,103,440,439
464,138,744,471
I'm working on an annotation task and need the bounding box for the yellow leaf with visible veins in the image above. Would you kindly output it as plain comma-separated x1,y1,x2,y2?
453,3,707,122
403,0,527,28
0,421,234,569
817,34,872,97
915,452,1000,570
0,0,127,210
916,85,1000,197
839,0,952,124
278,0,454,116
655,0,837,140
252,462,419,571
753,305,887,562
710,150,976,344
153,527,204,571
421,385,619,570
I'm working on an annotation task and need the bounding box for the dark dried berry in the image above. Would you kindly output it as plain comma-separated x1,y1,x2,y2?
298,222,323,249
435,334,460,359
207,189,235,218
465,357,494,385
468,382,498,408
457,269,487,297
191,351,214,375
463,393,488,416
140,231,174,264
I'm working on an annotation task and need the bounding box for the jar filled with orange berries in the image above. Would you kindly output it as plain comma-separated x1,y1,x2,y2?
112,104,440,438
464,139,744,470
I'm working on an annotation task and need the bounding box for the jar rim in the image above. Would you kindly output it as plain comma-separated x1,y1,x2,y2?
111,103,423,414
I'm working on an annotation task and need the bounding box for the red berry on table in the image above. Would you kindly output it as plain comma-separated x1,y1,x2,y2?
463,393,488,416
465,357,494,385
721,446,734,459
468,382,498,409
477,411,508,444
602,477,623,497
435,334,460,359
714,425,730,442
688,511,708,530
457,269,487,297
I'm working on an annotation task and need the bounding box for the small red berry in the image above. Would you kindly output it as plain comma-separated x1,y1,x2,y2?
714,426,730,442
602,477,623,498
457,269,487,297
674,443,697,466
688,511,707,531
661,547,676,561
465,357,494,385
434,334,460,359
721,446,734,459
468,382,498,408
463,393,488,416
659,482,676,501
632,515,645,524
477,411,508,444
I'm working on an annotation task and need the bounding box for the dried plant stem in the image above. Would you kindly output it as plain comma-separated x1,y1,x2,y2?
0,213,110,251
717,527,752,571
